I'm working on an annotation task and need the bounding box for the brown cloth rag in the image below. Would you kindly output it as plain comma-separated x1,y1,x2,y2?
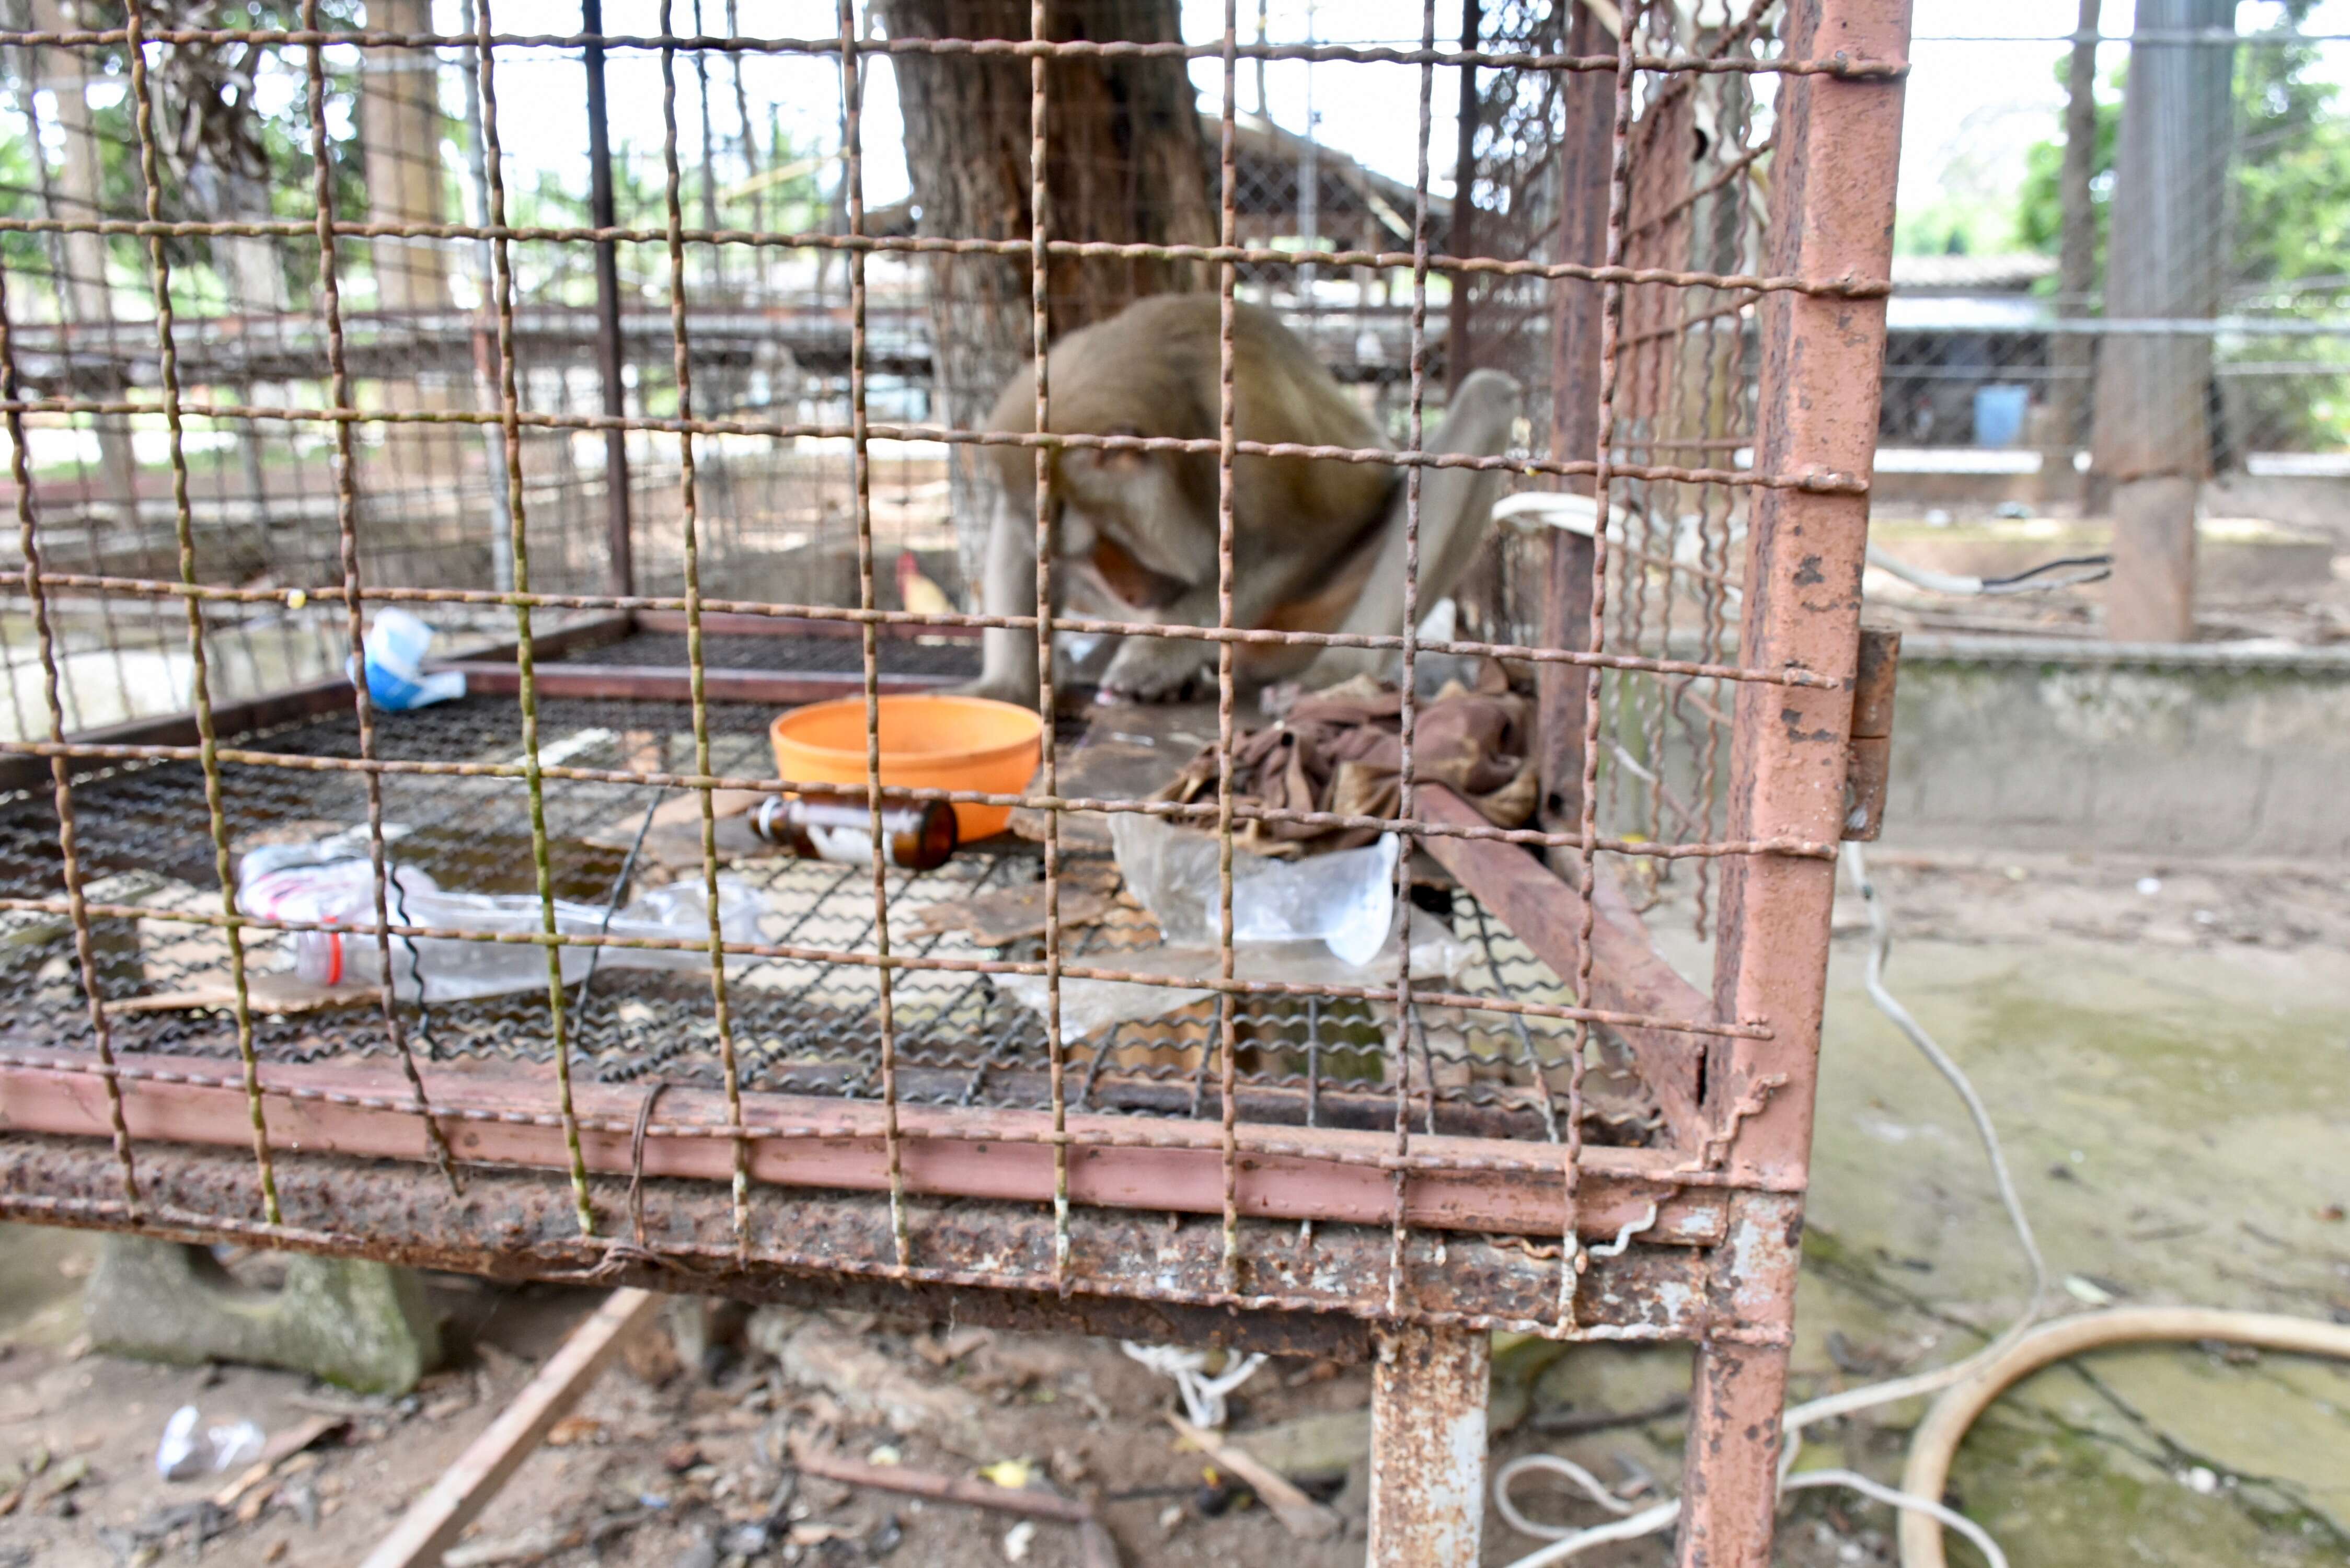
1151,664,1539,858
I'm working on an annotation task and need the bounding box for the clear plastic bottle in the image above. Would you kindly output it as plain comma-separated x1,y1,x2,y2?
293,877,765,1002
237,843,764,1002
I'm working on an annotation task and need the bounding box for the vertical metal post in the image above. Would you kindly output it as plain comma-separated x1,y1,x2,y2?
2042,0,2099,508
1685,0,1912,1562
584,0,633,596
1537,0,1612,874
1295,0,1318,301
1445,0,1480,391
1368,1322,1488,1568
1535,524,1595,858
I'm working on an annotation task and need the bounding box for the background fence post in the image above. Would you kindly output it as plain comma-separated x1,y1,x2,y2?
584,0,635,598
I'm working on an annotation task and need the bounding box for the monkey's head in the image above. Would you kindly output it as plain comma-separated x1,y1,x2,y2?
1042,424,1219,611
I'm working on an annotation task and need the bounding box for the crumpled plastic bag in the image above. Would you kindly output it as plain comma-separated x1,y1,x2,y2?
155,1405,264,1481
997,907,1471,1040
1109,812,1400,965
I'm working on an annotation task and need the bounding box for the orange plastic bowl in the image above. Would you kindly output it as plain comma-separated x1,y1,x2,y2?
769,694,1043,843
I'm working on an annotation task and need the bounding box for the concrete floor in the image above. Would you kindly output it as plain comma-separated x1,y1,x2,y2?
1496,852,2350,1565
1773,859,2347,1564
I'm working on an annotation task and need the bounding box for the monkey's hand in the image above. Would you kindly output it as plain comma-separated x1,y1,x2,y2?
1097,633,1215,705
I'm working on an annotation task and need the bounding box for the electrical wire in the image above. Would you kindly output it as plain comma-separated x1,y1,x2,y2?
571,785,670,1021
1494,842,2044,1567
1119,1341,1269,1430
1864,543,2112,597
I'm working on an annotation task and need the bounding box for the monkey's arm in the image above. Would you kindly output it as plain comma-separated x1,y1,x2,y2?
960,487,1044,706
1096,559,1297,703
1299,369,1522,687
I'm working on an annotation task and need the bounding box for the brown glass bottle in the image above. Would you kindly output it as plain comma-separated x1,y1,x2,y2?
752,792,958,871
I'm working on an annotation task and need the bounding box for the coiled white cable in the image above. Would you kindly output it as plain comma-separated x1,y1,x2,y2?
1120,1341,1269,1430
1494,844,2039,1567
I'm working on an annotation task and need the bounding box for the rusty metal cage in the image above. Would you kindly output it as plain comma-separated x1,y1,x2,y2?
0,2,1911,1561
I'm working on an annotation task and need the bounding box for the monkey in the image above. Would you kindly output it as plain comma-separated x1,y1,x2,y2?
955,294,1523,707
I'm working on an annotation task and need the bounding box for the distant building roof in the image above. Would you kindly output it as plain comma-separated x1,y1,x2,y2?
1890,252,2059,293
1885,292,2056,333
859,110,1448,243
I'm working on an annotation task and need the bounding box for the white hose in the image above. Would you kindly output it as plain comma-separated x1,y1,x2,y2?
1788,1469,2011,1568
1896,1308,2350,1568
1783,844,2049,1431
1497,844,2047,1567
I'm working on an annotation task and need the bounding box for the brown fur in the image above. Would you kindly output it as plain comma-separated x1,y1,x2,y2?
984,294,1395,551
961,294,1519,705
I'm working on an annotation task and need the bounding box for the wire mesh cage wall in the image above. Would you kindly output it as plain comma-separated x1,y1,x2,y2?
1866,12,2350,642
0,0,1910,1554
1879,16,2350,474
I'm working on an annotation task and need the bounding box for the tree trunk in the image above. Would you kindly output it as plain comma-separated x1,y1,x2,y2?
357,0,465,552
360,0,450,316
2092,0,2233,641
29,0,142,529
2045,0,2099,508
873,0,1217,596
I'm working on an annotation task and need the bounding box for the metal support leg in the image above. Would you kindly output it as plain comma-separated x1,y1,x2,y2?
1677,1340,1791,1568
1368,1322,1488,1567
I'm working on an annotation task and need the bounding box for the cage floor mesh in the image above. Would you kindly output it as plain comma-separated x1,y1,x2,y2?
0,688,1658,1147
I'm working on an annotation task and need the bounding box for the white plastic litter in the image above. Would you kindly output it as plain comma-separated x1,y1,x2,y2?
155,1404,201,1480
351,607,466,711
155,1407,267,1481
996,908,1471,1039
209,1420,265,1473
1119,1341,1268,1430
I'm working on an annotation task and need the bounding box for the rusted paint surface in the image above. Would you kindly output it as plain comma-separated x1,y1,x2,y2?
1690,0,1915,1557
0,1132,1759,1344
1368,1323,1490,1567
0,1049,1721,1242
1840,627,1900,839
1840,734,1892,840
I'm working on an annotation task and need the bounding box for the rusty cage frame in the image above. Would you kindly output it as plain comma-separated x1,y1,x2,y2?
0,2,1913,1562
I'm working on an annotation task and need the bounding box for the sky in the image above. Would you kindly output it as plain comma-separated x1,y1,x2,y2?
424,1,2350,246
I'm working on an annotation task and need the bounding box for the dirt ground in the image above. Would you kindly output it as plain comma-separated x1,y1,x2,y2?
1,849,2346,1567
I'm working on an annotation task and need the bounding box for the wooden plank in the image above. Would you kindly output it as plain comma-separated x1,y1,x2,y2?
0,673,355,795
792,1451,1092,1524
1412,783,1706,1143
360,1288,664,1568
111,975,383,1017
1168,1415,1342,1541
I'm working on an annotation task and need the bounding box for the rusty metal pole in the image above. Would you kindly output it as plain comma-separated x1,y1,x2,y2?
584,0,634,596
1445,0,1480,393
1367,1322,1488,1567
1682,0,1913,1562
1536,1,1612,875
